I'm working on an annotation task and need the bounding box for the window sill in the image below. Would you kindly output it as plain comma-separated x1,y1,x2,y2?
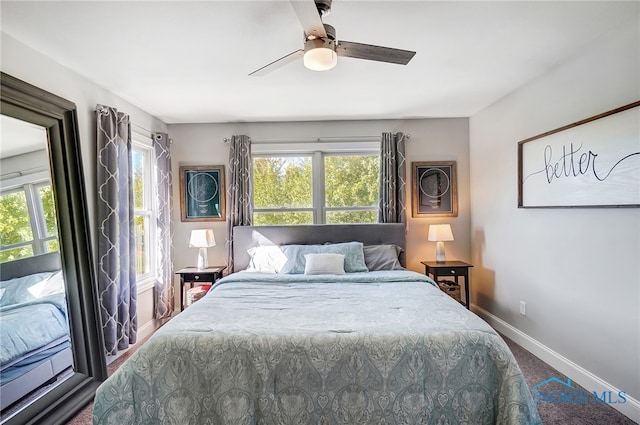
136,277,156,294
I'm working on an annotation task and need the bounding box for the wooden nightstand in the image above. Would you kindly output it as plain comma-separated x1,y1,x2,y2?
421,260,473,309
175,266,225,311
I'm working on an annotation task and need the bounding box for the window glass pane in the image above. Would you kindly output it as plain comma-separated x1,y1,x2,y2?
47,239,59,253
134,215,148,276
325,156,379,208
253,157,312,208
253,211,313,225
0,191,33,246
326,210,377,224
0,245,34,263
132,149,145,210
39,185,58,236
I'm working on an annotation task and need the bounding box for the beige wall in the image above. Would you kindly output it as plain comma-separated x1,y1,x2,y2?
469,16,639,419
168,118,470,308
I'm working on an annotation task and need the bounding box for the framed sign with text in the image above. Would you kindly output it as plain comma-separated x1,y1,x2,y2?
180,165,226,221
518,101,640,208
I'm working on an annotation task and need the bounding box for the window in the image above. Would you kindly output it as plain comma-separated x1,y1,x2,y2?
132,139,157,290
0,175,58,263
252,151,379,225
253,156,313,224
324,154,379,223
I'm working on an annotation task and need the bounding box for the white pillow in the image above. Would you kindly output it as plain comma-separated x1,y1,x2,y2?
28,271,65,298
245,246,288,273
304,253,345,275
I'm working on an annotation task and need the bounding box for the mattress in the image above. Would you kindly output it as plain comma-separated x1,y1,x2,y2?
93,270,541,424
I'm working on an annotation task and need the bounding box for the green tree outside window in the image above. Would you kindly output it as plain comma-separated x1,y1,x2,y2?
252,154,379,225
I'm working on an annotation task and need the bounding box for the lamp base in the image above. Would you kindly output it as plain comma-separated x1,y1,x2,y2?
197,247,209,269
435,241,446,263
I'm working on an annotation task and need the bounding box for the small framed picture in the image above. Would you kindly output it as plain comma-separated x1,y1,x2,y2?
179,165,226,222
412,161,458,217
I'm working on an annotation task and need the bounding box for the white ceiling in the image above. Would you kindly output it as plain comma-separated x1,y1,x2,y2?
1,1,637,124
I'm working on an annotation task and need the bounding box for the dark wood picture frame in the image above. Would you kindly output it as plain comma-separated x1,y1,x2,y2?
412,161,458,217
180,165,226,221
518,101,640,208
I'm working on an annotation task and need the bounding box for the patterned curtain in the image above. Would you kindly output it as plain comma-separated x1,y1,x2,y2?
96,104,136,355
226,135,252,273
153,132,174,319
378,132,407,223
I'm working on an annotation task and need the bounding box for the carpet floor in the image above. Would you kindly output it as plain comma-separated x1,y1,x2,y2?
65,333,637,424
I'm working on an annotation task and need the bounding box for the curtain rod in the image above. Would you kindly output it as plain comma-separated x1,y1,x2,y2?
0,166,50,180
223,134,410,144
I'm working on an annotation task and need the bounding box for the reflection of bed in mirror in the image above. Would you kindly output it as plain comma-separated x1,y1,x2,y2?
0,252,73,411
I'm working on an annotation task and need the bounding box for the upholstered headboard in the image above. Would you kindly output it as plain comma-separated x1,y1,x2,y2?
0,252,62,280
232,223,406,272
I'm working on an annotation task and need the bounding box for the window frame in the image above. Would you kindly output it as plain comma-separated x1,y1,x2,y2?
251,143,380,225
132,136,157,293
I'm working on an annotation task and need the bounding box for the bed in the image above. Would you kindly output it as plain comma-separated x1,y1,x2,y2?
92,224,541,424
0,252,73,411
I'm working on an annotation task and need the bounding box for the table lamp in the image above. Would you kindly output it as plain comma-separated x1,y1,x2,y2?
428,224,454,263
189,229,216,269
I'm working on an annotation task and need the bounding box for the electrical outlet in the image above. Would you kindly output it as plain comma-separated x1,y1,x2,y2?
520,301,526,316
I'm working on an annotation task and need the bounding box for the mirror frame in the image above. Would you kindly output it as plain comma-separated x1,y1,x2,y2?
1,72,107,424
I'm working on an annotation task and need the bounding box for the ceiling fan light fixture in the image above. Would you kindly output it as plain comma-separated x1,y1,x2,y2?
248,2,416,76
303,39,337,71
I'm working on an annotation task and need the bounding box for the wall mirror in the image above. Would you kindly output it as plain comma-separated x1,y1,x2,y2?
0,72,106,424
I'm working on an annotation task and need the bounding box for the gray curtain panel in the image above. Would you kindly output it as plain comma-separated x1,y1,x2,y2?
153,132,174,319
96,104,137,355
378,132,407,223
226,135,252,273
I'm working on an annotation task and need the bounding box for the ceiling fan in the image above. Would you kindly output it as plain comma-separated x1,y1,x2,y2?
249,0,416,76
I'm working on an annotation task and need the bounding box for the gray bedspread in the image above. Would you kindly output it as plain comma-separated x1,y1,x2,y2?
93,271,541,424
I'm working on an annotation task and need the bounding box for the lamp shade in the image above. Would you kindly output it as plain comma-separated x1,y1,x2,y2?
189,229,216,248
428,224,454,242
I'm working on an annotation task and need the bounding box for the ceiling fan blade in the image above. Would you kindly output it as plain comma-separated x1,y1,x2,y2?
249,49,304,76
337,40,416,65
290,0,327,39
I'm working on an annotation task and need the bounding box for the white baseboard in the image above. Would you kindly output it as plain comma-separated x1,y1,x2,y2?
137,318,162,341
472,304,640,424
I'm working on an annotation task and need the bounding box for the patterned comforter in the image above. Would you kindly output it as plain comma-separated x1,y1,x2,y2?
93,271,541,424
0,294,68,367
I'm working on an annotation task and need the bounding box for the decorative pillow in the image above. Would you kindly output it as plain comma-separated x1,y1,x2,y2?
245,246,288,273
281,242,368,274
0,271,54,307
304,253,345,275
27,271,65,298
363,244,405,271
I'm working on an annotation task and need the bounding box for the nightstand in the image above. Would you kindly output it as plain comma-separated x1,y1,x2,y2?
421,261,473,309
175,266,225,311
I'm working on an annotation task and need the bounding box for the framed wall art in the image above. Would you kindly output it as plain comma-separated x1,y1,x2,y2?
412,161,458,217
518,101,640,208
180,165,226,221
